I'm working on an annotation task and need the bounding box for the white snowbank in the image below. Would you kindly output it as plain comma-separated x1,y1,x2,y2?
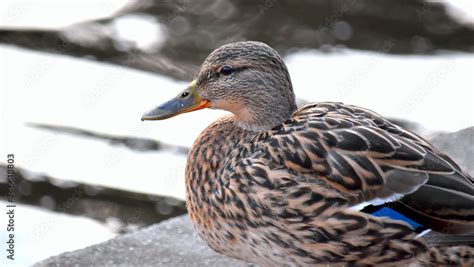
286,50,474,132
0,201,115,267
0,0,130,29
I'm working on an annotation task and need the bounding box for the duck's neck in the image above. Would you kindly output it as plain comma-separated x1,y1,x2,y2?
235,111,291,132
234,96,297,133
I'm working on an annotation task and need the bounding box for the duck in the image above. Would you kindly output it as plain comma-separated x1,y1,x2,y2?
142,41,473,266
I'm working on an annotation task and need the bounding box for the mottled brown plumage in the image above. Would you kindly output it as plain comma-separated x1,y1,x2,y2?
143,41,474,266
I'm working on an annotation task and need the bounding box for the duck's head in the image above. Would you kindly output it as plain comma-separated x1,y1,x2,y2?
142,41,297,132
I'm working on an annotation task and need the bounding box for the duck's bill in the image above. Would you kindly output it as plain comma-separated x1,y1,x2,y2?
141,80,210,121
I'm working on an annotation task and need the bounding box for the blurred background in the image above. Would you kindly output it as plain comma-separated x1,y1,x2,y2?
0,0,473,266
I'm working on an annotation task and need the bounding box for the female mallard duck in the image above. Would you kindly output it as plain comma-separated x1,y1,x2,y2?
142,41,473,266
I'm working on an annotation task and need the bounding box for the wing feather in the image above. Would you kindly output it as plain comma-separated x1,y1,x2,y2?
258,102,474,234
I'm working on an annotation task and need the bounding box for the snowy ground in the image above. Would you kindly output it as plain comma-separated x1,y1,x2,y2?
0,0,130,29
0,201,116,267
287,49,474,133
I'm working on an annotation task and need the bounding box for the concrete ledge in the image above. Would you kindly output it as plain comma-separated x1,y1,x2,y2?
35,215,251,267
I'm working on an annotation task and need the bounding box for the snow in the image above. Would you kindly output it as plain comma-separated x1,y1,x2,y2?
0,0,130,29
111,14,167,52
444,0,474,24
0,45,225,200
0,201,115,267
286,50,474,132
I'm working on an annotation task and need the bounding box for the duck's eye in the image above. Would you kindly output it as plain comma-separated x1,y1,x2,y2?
220,65,234,75
180,91,190,98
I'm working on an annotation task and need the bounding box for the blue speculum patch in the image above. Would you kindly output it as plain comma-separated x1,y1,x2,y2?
372,207,422,229
361,205,427,233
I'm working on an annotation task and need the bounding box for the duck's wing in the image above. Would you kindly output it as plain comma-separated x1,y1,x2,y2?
260,102,474,234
